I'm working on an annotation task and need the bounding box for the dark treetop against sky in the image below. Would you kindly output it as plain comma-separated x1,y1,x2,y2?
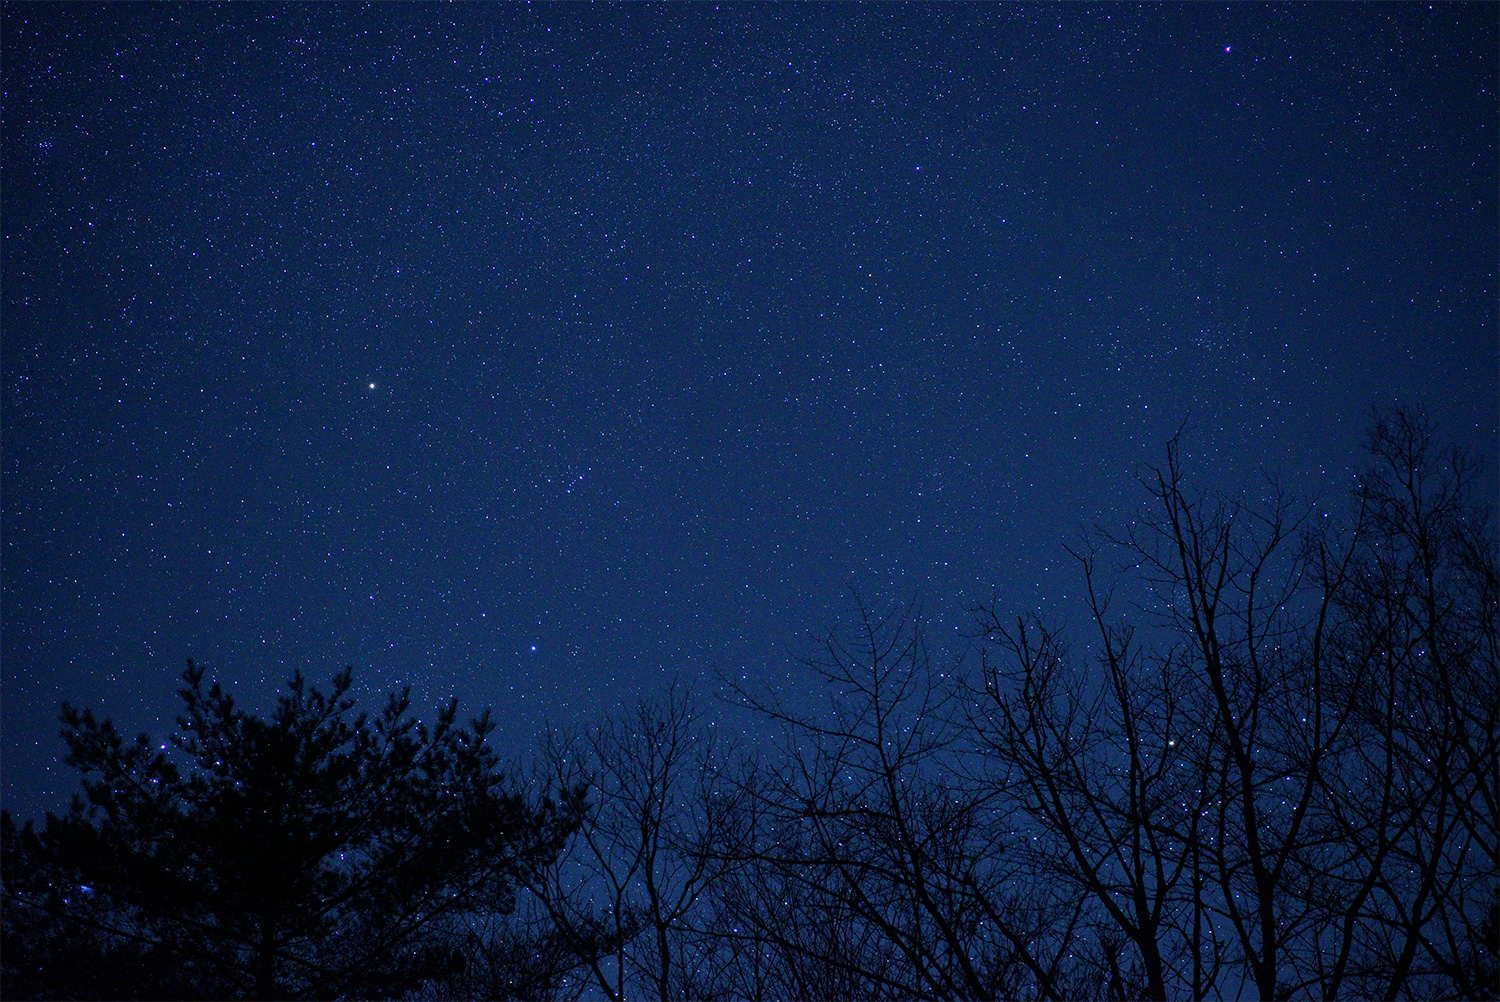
3,3,1495,820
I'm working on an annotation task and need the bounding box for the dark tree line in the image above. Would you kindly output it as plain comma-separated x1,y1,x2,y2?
4,409,1494,1000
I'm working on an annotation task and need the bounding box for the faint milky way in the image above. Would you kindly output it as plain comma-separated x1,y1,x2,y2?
2,3,1495,820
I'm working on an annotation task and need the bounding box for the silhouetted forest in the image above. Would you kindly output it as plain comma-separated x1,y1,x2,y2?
4,409,1495,1000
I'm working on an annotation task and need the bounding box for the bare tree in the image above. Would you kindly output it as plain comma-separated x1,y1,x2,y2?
523,683,742,1001
1309,409,1498,1000
719,596,1083,1001
977,434,1389,1000
1120,439,1360,1000
972,410,1496,1001
971,593,1228,1000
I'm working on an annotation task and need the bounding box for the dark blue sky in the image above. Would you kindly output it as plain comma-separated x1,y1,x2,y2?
4,2,1495,820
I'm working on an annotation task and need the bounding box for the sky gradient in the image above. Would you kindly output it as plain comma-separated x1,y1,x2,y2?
4,2,1495,820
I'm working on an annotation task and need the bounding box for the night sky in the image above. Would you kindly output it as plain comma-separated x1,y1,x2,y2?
3,3,1495,821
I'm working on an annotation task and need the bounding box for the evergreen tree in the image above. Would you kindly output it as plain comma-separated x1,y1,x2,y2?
2,662,584,1000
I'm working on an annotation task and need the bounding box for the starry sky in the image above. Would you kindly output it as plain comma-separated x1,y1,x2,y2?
3,3,1495,821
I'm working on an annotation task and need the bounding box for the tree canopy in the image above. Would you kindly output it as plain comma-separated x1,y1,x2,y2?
2,663,584,1000
4,408,1494,1000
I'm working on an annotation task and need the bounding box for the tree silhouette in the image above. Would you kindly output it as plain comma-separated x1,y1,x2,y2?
4,407,1490,1001
680,408,1493,1001
1,662,584,1001
1309,409,1498,999
712,598,1083,1001
969,408,1496,1000
523,683,745,1001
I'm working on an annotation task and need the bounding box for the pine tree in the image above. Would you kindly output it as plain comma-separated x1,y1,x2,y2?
2,662,585,1000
